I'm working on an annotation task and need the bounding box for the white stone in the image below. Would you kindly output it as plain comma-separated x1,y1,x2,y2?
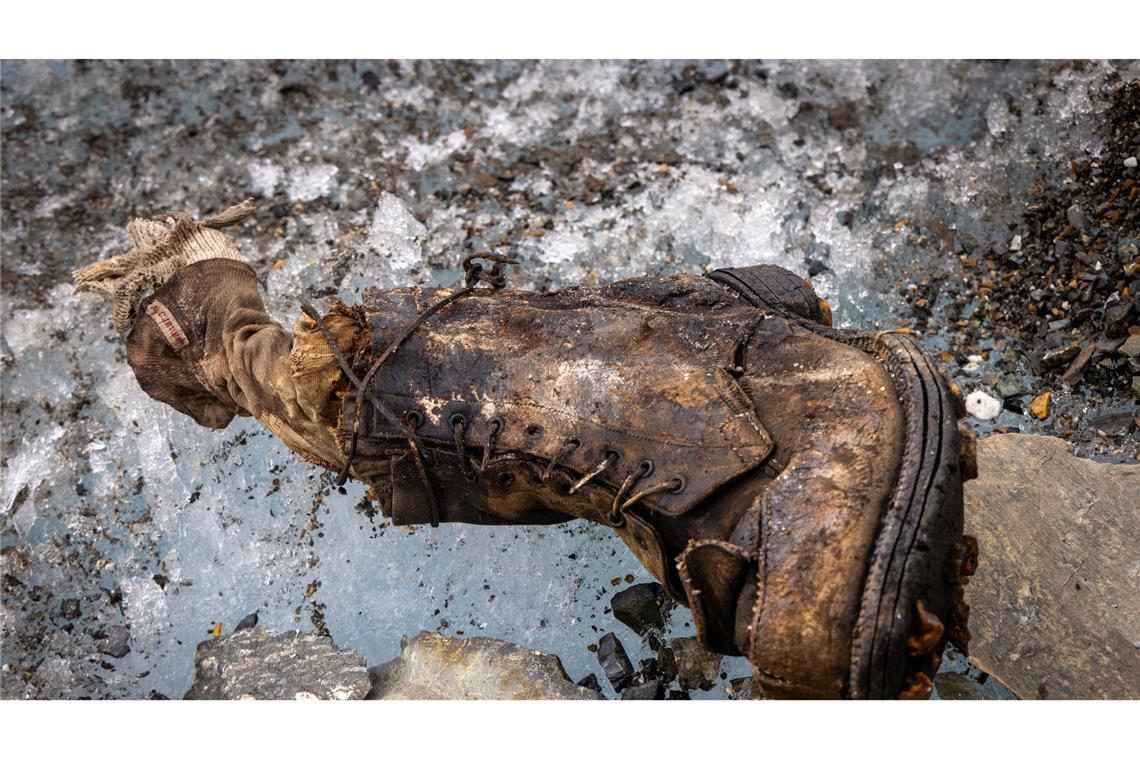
966,390,1003,420
1124,156,1138,169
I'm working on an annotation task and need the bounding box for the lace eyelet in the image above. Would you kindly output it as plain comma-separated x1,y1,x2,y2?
525,423,544,439
496,470,515,487
449,413,467,430
603,447,622,463
488,416,504,435
637,459,655,477
606,511,626,528
668,475,687,494
403,410,424,429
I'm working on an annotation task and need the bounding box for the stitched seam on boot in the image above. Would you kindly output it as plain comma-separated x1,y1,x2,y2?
749,496,773,669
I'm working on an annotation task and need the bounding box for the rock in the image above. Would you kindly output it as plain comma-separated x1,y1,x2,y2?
184,628,369,700
1124,156,1138,168
994,374,1026,399
1104,298,1135,338
1066,203,1087,229
621,678,664,700
669,636,722,691
366,632,602,699
725,676,753,699
60,598,80,620
1089,408,1138,435
1059,343,1096,385
1041,344,1080,368
1119,334,1140,359
576,673,603,693
934,672,990,700
1029,391,1051,420
596,632,635,691
964,434,1140,699
1009,234,1022,252
965,389,1002,420
726,675,774,699
98,626,130,659
610,581,672,635
1046,318,1071,332
234,612,258,631
656,643,678,682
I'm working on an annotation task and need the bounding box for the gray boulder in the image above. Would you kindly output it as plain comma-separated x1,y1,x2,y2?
184,629,370,700
366,631,603,700
963,434,1139,699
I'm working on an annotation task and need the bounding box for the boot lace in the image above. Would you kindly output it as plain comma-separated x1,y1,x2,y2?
303,251,517,526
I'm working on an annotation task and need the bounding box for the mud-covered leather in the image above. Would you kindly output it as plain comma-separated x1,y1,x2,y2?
345,274,773,524
678,539,756,654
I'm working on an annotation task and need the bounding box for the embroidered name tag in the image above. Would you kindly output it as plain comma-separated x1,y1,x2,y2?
145,300,190,350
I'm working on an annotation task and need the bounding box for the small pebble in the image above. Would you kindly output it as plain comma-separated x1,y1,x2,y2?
98,626,131,659
994,374,1026,399
1029,391,1052,420
963,354,985,372
576,673,602,693
1124,156,1138,169
1042,344,1081,369
1066,204,1087,229
235,612,259,631
596,632,634,691
1009,234,1022,252
966,390,1003,420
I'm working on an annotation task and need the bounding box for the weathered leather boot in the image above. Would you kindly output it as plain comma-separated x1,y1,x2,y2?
323,258,975,699
76,205,975,699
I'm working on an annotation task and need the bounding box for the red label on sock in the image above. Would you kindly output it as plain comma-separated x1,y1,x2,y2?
145,300,190,350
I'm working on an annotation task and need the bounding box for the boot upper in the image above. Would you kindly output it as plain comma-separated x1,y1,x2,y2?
346,274,775,523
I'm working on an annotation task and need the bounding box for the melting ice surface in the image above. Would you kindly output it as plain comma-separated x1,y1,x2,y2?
1,60,1120,698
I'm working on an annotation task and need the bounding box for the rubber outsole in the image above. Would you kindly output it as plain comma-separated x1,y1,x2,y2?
846,332,964,699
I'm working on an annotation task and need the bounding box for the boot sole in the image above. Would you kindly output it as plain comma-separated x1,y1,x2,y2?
846,333,964,699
